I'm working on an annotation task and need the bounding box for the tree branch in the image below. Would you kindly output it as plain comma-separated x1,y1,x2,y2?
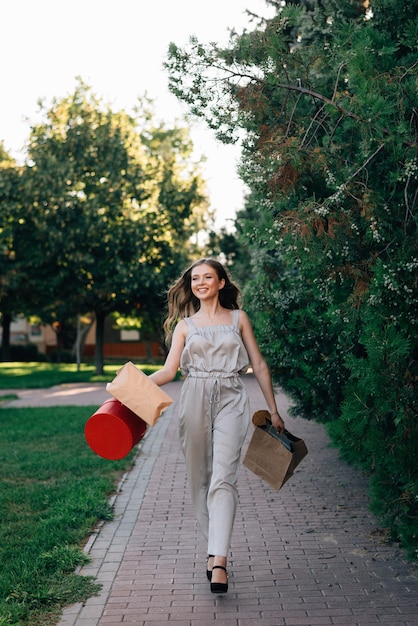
276,81,360,121
209,62,361,122
345,143,385,185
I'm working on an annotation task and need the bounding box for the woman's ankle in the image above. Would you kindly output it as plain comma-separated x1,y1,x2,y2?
212,556,227,575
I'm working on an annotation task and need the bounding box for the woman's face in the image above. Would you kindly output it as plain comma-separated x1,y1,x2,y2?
190,263,225,301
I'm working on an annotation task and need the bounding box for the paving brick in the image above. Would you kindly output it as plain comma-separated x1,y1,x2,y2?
48,377,418,626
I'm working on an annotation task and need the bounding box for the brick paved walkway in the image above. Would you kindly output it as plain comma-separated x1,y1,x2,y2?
55,377,418,626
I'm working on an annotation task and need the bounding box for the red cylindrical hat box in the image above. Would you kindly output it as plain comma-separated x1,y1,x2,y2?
85,398,147,460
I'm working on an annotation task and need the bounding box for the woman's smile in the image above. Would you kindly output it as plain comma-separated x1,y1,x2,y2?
191,265,224,299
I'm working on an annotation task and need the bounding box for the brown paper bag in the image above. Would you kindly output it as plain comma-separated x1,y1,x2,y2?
243,411,308,490
106,361,173,426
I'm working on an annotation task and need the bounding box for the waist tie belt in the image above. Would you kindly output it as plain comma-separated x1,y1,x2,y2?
187,372,238,379
187,372,239,404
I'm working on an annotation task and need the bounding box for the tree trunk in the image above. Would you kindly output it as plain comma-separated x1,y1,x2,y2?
0,312,12,361
73,315,94,371
95,311,106,375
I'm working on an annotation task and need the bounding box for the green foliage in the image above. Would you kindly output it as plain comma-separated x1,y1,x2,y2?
243,247,353,423
327,245,418,560
0,404,134,625
166,0,418,559
1,80,209,372
328,322,418,561
0,155,28,361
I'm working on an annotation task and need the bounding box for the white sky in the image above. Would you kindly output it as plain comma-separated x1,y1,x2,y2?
0,0,272,229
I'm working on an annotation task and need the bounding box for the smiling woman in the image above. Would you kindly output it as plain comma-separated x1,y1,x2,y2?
147,257,284,593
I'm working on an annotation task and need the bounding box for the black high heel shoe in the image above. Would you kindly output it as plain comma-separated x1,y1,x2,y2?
206,555,214,581
210,565,228,594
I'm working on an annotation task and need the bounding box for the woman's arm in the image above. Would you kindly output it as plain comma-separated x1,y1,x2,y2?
239,310,285,433
149,320,187,387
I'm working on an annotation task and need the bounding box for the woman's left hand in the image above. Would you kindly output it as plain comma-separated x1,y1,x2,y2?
271,411,285,434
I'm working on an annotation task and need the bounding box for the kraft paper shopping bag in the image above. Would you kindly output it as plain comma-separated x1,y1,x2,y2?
106,361,173,425
243,410,308,490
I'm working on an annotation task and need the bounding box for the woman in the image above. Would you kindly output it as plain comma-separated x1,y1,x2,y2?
150,258,285,594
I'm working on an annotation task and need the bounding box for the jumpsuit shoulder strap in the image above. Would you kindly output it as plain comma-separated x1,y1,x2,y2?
184,317,196,331
232,309,240,328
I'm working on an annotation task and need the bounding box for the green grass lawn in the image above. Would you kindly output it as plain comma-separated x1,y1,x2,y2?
0,362,158,625
0,361,161,389
0,404,137,626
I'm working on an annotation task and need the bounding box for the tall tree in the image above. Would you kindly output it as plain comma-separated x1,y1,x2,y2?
165,0,418,557
17,80,209,373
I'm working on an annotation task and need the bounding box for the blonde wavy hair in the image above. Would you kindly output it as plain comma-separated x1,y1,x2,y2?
163,258,241,343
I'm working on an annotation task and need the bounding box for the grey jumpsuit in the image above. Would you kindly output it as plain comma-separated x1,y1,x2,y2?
178,309,251,556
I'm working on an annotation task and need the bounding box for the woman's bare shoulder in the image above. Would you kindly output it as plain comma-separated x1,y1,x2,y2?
236,309,251,327
174,318,189,334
